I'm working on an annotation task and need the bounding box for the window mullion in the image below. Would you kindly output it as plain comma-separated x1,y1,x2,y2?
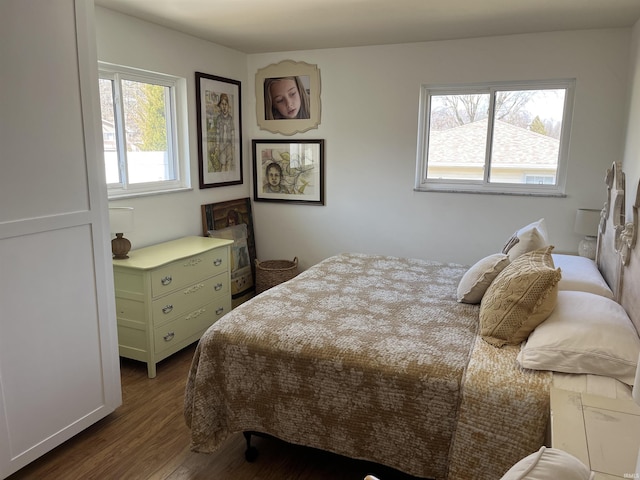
484,90,496,185
165,87,177,181
112,75,129,189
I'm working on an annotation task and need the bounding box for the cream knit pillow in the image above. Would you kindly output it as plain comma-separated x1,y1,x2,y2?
480,246,561,347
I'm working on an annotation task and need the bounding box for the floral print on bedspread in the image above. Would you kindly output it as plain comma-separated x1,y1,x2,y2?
185,253,491,478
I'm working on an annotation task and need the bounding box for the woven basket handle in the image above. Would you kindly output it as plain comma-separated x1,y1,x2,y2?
255,257,298,267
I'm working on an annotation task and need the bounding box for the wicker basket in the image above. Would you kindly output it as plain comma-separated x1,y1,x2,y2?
255,257,299,294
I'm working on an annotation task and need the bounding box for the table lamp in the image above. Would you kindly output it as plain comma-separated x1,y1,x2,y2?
574,208,600,259
108,207,134,259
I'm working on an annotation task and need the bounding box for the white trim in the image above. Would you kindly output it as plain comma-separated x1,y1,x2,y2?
415,78,575,196
98,62,190,198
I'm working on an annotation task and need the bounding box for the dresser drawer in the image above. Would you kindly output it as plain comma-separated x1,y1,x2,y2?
150,247,228,298
153,297,231,354
151,272,229,327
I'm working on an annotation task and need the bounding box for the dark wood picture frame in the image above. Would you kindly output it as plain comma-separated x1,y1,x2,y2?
196,72,243,188
201,198,257,306
253,139,325,205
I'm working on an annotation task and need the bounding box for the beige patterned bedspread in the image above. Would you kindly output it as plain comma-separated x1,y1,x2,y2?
184,253,551,479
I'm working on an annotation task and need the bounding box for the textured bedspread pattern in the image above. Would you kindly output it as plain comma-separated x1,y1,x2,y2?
184,253,551,479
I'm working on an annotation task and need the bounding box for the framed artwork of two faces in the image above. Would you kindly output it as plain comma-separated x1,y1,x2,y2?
256,60,321,136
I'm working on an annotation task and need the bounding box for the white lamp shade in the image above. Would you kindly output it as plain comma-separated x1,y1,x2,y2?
108,207,134,234
574,208,600,236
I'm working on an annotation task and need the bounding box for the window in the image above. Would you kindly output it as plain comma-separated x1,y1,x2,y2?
415,79,575,195
98,63,190,197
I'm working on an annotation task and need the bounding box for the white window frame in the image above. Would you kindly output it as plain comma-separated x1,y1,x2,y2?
414,79,575,196
99,62,190,198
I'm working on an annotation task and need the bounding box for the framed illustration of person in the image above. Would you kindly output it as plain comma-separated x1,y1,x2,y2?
255,60,321,136
201,198,257,306
196,72,243,188
252,139,325,205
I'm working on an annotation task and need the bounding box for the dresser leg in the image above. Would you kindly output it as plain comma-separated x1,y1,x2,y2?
147,363,156,378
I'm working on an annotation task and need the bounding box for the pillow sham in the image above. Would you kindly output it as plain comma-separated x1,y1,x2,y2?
480,246,561,347
500,446,594,480
517,290,640,385
502,218,549,261
551,253,614,299
457,253,510,304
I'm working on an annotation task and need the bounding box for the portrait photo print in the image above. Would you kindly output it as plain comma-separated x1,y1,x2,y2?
255,60,321,135
263,76,311,120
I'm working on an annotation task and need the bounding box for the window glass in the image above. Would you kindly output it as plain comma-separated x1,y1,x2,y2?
489,89,565,185
427,93,489,181
98,63,188,198
99,78,119,185
416,80,574,195
120,80,172,184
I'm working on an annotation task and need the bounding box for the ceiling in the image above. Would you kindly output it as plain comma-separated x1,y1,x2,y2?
94,0,640,54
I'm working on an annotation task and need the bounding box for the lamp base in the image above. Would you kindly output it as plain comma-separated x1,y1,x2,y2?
578,236,597,260
112,233,131,259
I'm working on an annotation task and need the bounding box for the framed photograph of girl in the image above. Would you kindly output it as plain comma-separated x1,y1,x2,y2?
196,72,243,188
255,60,321,136
252,139,325,205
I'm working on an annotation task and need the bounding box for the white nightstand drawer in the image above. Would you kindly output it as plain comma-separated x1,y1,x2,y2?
150,248,228,298
551,387,640,479
151,272,229,327
153,297,231,354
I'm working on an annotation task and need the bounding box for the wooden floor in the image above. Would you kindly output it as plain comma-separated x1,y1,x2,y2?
7,344,422,480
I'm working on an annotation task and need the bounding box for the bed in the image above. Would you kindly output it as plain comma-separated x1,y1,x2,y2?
184,162,640,479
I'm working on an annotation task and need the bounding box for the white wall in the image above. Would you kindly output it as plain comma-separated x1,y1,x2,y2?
248,30,631,268
95,7,250,248
96,7,632,268
622,20,640,209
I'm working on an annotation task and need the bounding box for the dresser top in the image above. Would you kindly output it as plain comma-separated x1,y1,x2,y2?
112,236,233,270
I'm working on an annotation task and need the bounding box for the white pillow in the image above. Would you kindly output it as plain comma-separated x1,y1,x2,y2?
503,218,549,261
500,446,594,480
457,253,510,304
551,254,614,299
517,291,640,385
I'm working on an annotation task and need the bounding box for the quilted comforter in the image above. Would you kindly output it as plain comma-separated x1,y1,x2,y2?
184,253,551,479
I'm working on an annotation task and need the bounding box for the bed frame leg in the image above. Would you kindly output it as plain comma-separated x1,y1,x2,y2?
243,431,259,462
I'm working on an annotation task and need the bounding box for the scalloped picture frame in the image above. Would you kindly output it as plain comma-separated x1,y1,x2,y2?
255,60,321,135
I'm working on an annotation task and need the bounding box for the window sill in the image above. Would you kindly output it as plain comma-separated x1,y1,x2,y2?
413,187,567,197
108,186,193,200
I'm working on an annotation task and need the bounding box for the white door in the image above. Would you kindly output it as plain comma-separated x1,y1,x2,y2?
0,0,122,477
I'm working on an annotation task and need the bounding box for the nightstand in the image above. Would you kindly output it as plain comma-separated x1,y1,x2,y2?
550,387,640,479
113,236,233,378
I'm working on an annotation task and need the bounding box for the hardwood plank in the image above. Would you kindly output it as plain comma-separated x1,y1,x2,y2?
7,343,422,480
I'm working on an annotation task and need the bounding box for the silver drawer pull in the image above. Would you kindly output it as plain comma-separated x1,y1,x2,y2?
161,275,172,286
214,283,223,291
213,258,223,267
162,304,173,314
163,332,175,342
215,307,225,315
